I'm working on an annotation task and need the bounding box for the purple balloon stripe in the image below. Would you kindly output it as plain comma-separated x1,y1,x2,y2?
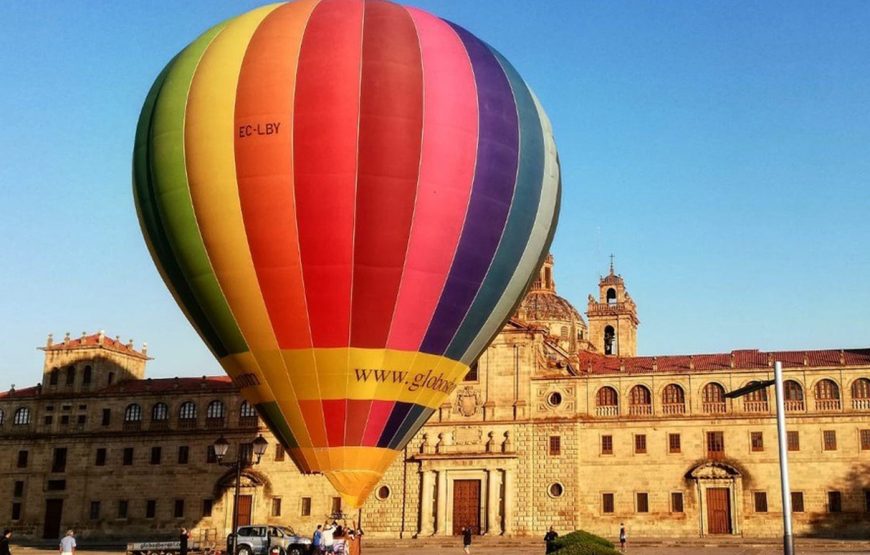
419,22,520,355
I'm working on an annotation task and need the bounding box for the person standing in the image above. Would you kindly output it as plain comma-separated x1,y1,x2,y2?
321,521,335,553
543,526,558,554
179,528,189,555
1,529,12,555
462,526,472,554
59,530,76,555
311,525,322,554
619,523,627,552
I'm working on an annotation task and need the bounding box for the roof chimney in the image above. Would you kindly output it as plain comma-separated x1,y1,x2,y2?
767,353,773,367
689,355,694,370
730,353,735,369
142,342,148,356
46,333,53,348
803,352,809,366
98,330,105,344
840,350,846,365
652,357,658,372
64,332,70,344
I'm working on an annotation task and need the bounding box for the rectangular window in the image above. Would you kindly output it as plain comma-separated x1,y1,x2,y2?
635,434,647,454
823,430,837,451
52,447,67,473
671,492,684,513
601,435,613,455
828,491,842,513
464,362,479,382
202,499,213,518
275,444,285,462
178,446,189,465
146,500,156,519
668,433,681,454
602,493,615,514
150,447,162,465
44,415,53,425
754,492,768,513
865,490,870,513
46,480,66,491
636,492,649,513
96,448,107,466
549,436,561,456
11,502,21,521
118,500,129,519
751,432,764,452
331,497,342,517
271,498,282,517
787,431,800,451
123,447,134,466
60,415,70,425
791,492,804,513
174,499,185,518
301,497,312,517
77,414,86,425
861,429,870,451
13,481,24,497
101,409,111,426
89,501,100,520
17,450,28,468
206,445,217,464
706,431,725,458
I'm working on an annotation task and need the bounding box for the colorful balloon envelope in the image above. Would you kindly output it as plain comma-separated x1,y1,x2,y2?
133,0,560,507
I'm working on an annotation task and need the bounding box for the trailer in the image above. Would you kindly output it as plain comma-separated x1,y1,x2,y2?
126,540,217,555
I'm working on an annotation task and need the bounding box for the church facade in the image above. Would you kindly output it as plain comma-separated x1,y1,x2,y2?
2,257,870,542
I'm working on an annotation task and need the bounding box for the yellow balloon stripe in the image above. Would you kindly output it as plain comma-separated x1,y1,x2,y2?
184,3,320,455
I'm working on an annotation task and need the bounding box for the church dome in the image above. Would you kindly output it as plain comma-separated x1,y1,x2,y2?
516,289,585,325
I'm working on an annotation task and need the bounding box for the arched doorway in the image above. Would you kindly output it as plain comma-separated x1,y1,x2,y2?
215,469,272,530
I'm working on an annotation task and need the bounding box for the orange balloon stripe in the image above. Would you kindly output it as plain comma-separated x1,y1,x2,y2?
386,8,479,351
349,0,424,348
235,2,316,350
293,0,364,347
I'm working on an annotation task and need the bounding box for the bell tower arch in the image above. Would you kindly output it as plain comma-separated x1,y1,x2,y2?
586,257,639,356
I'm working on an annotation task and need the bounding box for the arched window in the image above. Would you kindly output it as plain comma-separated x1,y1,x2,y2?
124,404,143,422
13,407,31,425
662,384,686,414
239,401,258,427
595,386,618,416
852,378,870,410
151,403,169,421
560,326,569,339
606,288,617,305
49,368,59,386
65,365,76,385
604,325,616,356
743,386,768,413
82,365,92,385
207,400,226,419
814,379,841,411
702,383,726,413
783,380,804,412
628,385,652,415
179,401,197,420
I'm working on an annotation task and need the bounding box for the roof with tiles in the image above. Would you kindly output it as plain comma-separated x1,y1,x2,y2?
577,348,870,375
40,332,150,360
0,376,236,400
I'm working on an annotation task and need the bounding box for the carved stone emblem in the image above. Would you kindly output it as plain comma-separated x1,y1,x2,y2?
455,386,480,417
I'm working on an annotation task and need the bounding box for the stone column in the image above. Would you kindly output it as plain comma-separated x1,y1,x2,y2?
420,470,435,536
486,469,501,535
436,470,448,535
503,468,515,535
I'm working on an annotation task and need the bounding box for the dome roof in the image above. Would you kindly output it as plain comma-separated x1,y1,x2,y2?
516,290,586,326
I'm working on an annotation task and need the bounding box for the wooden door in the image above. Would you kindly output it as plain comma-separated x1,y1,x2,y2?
452,480,481,535
706,488,732,534
237,495,253,526
43,499,64,539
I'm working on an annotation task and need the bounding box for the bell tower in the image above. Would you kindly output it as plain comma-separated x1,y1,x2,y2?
586,257,639,356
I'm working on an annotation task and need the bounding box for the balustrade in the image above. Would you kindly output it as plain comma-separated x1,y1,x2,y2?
743,400,769,413
596,405,618,417
662,403,686,415
702,402,727,414
852,399,870,411
629,404,653,416
814,399,841,411
784,400,805,412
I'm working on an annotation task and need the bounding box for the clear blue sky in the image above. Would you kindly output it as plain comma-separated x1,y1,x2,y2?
1,1,868,388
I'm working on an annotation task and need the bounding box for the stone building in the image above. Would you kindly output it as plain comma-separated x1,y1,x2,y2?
2,257,870,542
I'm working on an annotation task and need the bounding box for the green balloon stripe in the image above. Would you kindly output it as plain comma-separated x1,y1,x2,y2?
133,56,231,359
148,24,248,355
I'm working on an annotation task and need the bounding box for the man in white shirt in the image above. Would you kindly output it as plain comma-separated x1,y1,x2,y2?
59,530,76,555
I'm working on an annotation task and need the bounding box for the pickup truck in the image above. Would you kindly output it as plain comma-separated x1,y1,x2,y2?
232,525,311,555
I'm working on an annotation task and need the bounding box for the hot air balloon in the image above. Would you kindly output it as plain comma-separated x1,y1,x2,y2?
133,0,560,508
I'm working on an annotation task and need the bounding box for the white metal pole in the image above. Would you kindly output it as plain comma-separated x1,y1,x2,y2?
774,361,795,555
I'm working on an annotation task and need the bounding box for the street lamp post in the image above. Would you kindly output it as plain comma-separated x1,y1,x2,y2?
725,361,794,555
214,434,269,555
